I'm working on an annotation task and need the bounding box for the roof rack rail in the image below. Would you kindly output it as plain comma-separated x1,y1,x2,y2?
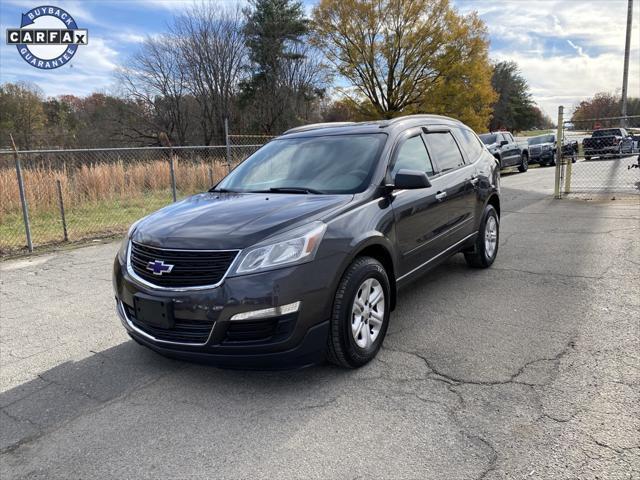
282,122,356,135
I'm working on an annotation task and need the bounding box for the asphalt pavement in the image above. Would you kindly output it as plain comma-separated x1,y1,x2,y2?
1,165,639,479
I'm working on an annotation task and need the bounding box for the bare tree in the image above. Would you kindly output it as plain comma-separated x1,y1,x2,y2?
117,35,192,145
173,3,247,144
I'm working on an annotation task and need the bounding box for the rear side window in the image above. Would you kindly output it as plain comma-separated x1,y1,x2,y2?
424,132,465,173
455,128,484,161
392,135,435,177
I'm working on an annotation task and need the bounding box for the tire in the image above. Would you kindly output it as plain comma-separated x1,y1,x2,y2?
464,204,499,269
549,152,557,167
326,256,391,368
518,152,529,172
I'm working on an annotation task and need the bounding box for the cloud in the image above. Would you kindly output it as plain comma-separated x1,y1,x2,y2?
455,0,640,117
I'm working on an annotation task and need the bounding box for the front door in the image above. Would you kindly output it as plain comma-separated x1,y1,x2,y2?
390,130,449,276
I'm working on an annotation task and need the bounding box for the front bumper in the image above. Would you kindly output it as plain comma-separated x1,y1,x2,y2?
113,252,341,368
529,150,554,163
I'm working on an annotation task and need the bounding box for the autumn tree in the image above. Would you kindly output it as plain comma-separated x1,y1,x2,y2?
312,0,496,129
571,92,640,128
0,82,46,149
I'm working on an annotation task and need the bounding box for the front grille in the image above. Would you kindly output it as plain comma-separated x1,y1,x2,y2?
124,303,215,344
530,146,541,156
129,242,238,288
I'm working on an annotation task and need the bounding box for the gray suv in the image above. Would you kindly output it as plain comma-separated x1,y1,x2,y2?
113,115,501,369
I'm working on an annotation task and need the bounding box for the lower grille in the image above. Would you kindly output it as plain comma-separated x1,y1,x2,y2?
129,242,239,288
223,313,297,344
124,303,215,344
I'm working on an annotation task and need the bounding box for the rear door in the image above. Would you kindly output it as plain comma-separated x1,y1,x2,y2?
390,128,449,275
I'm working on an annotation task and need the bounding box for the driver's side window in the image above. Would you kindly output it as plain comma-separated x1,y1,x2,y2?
392,135,435,177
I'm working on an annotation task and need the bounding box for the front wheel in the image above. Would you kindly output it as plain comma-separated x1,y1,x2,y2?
518,153,529,172
326,257,391,368
465,204,499,268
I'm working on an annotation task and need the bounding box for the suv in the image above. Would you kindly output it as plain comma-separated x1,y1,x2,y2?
113,115,500,369
479,131,529,172
527,133,578,167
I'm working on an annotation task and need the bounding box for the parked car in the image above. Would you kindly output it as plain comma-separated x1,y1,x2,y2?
113,115,501,369
583,128,633,160
479,131,529,172
527,133,578,166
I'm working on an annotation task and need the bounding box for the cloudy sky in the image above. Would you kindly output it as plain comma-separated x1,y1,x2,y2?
0,0,638,119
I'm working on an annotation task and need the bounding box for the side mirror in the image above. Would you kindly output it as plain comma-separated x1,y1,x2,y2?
393,169,431,189
500,140,509,146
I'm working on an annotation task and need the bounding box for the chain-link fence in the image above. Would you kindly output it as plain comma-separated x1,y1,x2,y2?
0,135,273,256
552,109,640,200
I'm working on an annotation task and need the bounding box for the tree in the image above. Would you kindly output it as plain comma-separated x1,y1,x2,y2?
173,4,247,144
416,11,496,132
117,35,192,145
242,0,326,133
0,82,46,149
312,0,495,128
571,92,640,128
490,61,536,132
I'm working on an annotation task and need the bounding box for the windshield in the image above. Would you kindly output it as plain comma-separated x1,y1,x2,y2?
592,129,620,137
528,134,555,145
479,134,497,145
215,134,386,194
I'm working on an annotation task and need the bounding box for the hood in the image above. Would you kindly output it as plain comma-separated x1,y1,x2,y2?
131,192,352,250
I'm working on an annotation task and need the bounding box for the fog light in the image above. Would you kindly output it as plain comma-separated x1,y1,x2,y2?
230,301,301,321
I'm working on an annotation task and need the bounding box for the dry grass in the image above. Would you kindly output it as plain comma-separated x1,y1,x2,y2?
0,158,229,220
0,158,231,253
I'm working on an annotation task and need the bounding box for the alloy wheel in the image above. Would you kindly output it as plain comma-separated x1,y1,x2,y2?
351,278,385,349
484,216,498,259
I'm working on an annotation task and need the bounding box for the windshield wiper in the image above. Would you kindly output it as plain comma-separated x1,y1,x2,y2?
247,187,324,194
209,187,237,193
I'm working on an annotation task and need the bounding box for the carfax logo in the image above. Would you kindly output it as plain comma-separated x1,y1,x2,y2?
6,5,88,69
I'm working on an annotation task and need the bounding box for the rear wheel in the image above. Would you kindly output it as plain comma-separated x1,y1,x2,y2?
465,205,499,268
326,257,391,368
518,152,529,172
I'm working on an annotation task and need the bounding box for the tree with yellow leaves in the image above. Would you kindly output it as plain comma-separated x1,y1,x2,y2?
312,0,496,131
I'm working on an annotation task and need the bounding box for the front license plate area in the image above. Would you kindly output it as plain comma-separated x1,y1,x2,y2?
134,295,174,329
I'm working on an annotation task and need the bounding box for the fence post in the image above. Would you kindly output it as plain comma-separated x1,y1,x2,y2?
10,135,33,252
554,106,564,199
169,148,177,202
225,117,231,173
563,124,573,196
56,179,69,242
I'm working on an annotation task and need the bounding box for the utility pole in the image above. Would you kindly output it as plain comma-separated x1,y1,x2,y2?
621,0,633,127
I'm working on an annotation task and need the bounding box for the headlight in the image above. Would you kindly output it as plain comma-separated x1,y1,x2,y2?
117,234,129,263
230,221,327,275
117,219,142,262
542,145,552,151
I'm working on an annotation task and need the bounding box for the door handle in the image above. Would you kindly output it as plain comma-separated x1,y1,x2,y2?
435,191,447,201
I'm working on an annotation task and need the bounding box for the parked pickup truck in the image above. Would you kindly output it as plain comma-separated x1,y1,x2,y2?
479,131,529,172
527,133,578,167
583,128,634,160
